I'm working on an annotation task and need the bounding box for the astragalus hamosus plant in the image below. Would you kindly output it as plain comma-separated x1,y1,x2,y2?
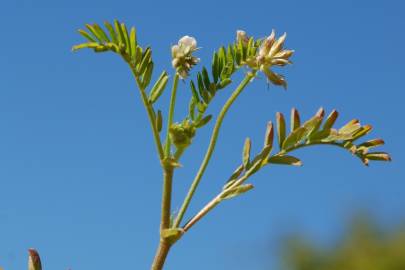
67,20,391,270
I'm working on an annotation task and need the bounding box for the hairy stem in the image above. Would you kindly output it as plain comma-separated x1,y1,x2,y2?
164,74,180,157
173,72,256,228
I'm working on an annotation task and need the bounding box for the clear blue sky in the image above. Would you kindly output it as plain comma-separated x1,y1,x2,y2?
0,0,404,269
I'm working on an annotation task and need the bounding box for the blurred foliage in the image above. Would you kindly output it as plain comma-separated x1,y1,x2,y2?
281,215,405,270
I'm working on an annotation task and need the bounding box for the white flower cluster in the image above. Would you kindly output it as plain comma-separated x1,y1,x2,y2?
171,36,200,78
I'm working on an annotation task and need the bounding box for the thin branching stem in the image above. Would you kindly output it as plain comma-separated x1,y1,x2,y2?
164,74,180,157
128,64,165,160
173,71,256,228
182,141,352,231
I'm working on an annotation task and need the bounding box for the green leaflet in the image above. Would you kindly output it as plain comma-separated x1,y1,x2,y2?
104,21,118,44
202,67,211,93
156,110,163,132
134,46,143,66
137,47,152,76
72,42,100,51
212,52,219,83
290,108,301,131
351,125,372,141
245,156,264,177
223,165,244,190
114,20,125,46
276,112,286,149
226,45,234,69
217,47,225,75
264,121,274,147
130,27,137,60
323,109,338,130
78,29,97,42
189,98,196,121
339,119,361,135
287,108,326,143
247,37,254,57
282,126,307,150
92,24,110,42
242,138,251,169
308,108,325,138
189,81,200,102
268,155,302,166
85,24,104,43
365,152,391,161
358,139,385,149
301,114,323,139
195,115,212,128
221,184,254,200
141,62,154,89
248,144,273,174
309,129,332,142
149,71,169,103
120,23,131,55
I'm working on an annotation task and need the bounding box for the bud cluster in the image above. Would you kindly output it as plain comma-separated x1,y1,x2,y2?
169,120,196,149
171,36,200,79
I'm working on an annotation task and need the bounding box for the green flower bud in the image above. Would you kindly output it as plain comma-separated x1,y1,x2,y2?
169,121,196,149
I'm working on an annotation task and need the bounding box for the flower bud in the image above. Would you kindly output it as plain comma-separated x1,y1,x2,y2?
169,121,196,149
28,249,42,270
236,30,249,46
268,32,287,57
258,30,275,58
274,49,294,59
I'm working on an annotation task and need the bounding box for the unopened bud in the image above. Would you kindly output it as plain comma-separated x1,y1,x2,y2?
28,249,42,270
236,30,249,46
169,121,196,149
268,32,287,57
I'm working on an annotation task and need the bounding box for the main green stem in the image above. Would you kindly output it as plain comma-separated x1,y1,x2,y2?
151,240,171,270
173,72,255,228
151,73,180,270
151,167,174,270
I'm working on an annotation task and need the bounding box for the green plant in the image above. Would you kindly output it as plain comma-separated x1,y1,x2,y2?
69,20,391,270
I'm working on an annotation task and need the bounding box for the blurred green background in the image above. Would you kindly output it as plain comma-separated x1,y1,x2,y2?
279,213,405,270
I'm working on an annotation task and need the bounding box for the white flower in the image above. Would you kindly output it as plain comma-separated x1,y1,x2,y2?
178,35,197,50
171,35,199,78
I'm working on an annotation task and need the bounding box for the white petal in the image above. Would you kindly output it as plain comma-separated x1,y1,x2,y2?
171,45,180,57
179,35,197,50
